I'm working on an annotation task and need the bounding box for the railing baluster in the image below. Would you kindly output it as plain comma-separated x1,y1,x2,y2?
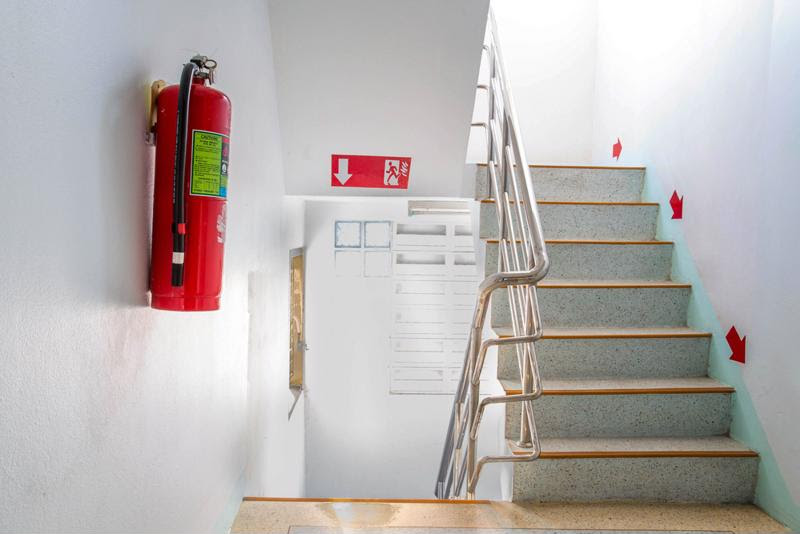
434,8,549,500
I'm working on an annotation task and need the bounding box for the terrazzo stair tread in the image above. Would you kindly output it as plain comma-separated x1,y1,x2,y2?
473,161,760,505
479,200,659,240
513,436,757,457
499,377,734,395
484,239,674,281
509,442,759,503
492,326,711,339
495,327,711,381
491,282,692,328
501,377,733,439
472,163,646,202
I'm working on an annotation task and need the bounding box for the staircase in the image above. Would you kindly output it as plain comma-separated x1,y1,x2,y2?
476,164,760,503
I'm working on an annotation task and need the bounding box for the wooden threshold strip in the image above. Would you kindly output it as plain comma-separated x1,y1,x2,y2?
242,497,489,504
513,450,758,459
503,386,735,396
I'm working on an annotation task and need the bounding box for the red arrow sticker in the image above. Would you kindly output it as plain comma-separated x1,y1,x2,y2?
612,138,622,160
670,190,684,219
726,326,746,364
331,154,411,189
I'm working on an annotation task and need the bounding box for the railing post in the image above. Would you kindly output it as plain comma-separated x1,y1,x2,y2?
486,45,496,195
453,400,462,498
466,326,481,499
433,8,549,500
516,340,534,448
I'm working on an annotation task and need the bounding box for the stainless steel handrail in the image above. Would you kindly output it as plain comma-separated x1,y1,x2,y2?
434,8,549,500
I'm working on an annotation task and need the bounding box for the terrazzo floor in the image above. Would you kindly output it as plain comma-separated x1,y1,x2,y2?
290,529,727,534
231,500,788,533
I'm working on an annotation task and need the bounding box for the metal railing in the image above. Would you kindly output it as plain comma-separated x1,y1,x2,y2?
434,9,549,500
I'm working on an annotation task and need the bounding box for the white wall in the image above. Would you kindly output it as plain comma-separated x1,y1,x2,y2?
475,0,598,164
268,0,489,197
303,199,504,499
590,0,800,515
0,1,303,531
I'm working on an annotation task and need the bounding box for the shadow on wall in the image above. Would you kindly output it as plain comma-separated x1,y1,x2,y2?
96,73,153,307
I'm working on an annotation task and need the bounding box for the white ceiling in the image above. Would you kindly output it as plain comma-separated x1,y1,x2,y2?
268,0,489,197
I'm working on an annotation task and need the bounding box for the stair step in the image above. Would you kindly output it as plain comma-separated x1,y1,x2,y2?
479,200,658,241
494,326,711,380
491,281,692,329
509,436,758,502
485,239,673,281
529,436,758,457
473,164,646,202
501,377,732,439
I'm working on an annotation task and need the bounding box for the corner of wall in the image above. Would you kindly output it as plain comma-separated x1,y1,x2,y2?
642,171,800,531
213,470,246,533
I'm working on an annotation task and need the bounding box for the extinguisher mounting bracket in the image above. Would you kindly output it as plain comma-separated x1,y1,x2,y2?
146,79,167,145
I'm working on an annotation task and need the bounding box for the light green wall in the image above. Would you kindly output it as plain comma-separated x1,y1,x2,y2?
643,173,800,531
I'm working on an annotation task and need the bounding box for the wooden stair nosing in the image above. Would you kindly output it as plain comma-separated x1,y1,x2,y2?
537,281,692,289
545,239,674,245
475,163,647,171
486,238,673,246
514,450,758,459
502,385,736,396
497,330,712,340
481,199,658,207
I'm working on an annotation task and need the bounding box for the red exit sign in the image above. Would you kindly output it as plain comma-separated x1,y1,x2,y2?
331,154,411,189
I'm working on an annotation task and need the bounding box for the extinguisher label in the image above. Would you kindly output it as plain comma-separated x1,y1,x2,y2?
190,130,229,198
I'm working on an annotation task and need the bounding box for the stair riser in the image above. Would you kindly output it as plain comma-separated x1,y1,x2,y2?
480,202,658,241
505,392,731,439
485,242,673,281
511,456,758,503
491,286,691,328
497,336,711,381
474,166,645,202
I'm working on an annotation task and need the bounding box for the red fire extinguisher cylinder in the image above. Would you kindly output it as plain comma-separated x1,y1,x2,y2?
150,56,231,311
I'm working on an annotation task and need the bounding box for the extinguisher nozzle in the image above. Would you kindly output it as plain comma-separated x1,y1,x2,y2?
171,264,185,287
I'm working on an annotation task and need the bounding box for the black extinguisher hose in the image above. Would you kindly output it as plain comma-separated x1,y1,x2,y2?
171,60,199,287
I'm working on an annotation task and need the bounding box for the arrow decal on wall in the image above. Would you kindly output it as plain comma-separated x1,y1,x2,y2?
612,138,622,160
670,190,684,219
334,158,352,185
726,326,746,364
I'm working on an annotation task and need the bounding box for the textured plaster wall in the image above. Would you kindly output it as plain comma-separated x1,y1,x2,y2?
0,1,303,532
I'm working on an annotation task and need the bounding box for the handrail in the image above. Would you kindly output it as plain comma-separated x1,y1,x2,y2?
434,8,549,500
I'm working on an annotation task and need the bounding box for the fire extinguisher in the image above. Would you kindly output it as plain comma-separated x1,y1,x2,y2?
149,55,231,311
